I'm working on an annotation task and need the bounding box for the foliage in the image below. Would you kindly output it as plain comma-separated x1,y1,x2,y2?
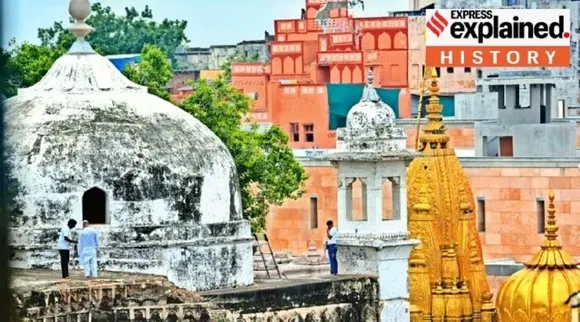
180,78,307,232
123,44,173,101
0,40,66,98
37,2,188,56
219,51,261,82
348,0,365,9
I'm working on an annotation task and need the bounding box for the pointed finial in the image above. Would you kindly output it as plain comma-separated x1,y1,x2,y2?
418,66,448,148
69,0,93,41
544,189,559,240
360,68,381,103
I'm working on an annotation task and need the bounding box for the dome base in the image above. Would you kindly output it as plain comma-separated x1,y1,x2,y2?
9,220,254,291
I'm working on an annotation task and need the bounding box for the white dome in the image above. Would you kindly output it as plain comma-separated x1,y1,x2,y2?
346,100,396,129
4,46,242,228
345,70,396,130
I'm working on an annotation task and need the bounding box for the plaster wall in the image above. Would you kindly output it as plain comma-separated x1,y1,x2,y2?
267,159,580,264
271,84,336,149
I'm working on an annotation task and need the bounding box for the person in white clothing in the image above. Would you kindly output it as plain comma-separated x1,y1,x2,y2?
57,219,78,279
326,220,338,275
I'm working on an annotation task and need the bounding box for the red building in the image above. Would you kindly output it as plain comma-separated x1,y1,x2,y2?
231,0,412,149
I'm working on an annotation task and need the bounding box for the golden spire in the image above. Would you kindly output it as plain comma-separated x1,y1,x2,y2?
419,68,450,151
525,190,577,268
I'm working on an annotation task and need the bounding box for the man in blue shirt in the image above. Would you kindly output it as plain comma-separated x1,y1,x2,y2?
326,220,338,275
78,220,99,279
57,219,78,279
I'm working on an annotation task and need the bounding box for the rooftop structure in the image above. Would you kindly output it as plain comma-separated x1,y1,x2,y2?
474,79,577,157
4,0,253,292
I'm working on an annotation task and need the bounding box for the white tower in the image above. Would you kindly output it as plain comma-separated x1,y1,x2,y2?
325,69,419,322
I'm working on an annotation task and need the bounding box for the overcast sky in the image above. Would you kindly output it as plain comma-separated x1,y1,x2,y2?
2,0,411,48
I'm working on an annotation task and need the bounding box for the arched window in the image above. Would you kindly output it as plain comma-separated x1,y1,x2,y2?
82,187,107,224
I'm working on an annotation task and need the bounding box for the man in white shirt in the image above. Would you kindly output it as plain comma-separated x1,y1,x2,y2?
57,219,78,279
326,220,338,275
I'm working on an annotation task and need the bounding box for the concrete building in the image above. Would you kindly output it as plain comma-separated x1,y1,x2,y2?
5,1,253,292
475,76,577,157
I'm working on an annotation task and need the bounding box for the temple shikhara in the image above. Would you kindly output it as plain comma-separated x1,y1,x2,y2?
406,69,496,321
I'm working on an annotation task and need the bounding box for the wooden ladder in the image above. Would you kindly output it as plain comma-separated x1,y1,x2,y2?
254,233,283,279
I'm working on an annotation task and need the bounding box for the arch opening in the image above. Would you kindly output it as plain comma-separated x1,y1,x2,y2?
82,187,108,224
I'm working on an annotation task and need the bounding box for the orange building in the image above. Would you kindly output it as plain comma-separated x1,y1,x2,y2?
231,0,412,149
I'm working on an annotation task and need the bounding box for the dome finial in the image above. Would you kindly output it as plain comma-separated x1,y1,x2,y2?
69,0,93,41
360,67,381,103
545,189,559,240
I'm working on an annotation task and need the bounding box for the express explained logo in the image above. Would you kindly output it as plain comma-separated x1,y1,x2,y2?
427,10,569,43
426,10,449,38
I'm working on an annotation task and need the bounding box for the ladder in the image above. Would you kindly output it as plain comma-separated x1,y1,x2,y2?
254,233,283,279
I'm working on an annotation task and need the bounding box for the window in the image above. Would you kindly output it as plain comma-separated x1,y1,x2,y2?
446,67,454,74
476,85,483,93
464,67,472,73
290,123,300,142
537,198,545,233
310,196,318,229
434,67,441,77
304,124,314,142
477,197,485,232
82,187,107,224
347,178,368,221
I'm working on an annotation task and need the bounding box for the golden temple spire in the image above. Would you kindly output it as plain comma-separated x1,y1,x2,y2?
525,190,577,269
419,68,450,152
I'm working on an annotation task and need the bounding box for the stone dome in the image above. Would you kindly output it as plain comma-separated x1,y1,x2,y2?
336,69,405,152
345,70,396,130
4,44,242,228
496,191,580,322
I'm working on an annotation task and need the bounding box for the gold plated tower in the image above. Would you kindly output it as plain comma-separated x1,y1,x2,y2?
496,191,580,322
407,69,496,321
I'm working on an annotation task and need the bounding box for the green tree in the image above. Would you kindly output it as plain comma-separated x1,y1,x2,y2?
219,51,261,82
348,0,365,9
0,41,66,98
123,44,173,101
37,2,188,56
180,78,307,232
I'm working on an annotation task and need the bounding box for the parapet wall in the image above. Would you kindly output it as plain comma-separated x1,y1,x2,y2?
14,275,380,322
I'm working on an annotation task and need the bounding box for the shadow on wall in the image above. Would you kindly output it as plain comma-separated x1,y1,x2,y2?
327,84,401,130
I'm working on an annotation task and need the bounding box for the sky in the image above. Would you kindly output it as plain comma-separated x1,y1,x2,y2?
1,0,411,49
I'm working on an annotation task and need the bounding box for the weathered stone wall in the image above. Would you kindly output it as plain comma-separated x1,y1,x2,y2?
9,221,254,292
14,276,380,322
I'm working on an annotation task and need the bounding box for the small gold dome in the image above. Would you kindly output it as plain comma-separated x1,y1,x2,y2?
496,190,580,322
